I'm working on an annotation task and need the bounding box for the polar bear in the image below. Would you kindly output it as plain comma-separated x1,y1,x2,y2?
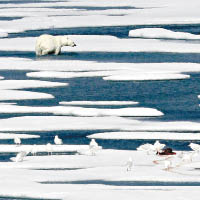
35,34,76,56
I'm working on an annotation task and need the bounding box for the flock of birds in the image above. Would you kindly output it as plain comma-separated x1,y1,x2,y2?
135,141,200,171
12,135,102,162
11,136,200,172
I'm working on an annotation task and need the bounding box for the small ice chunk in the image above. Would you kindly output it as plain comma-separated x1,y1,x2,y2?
129,28,200,40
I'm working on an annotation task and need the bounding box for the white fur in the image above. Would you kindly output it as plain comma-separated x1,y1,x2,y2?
35,34,76,56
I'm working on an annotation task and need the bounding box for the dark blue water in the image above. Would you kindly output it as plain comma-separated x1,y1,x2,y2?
45,6,142,10
0,197,59,200
3,70,199,122
0,17,23,21
40,180,200,186
1,51,200,64
7,24,200,39
0,0,61,4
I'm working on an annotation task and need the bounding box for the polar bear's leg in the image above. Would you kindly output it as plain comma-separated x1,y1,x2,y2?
35,46,42,56
54,47,61,55
41,49,49,55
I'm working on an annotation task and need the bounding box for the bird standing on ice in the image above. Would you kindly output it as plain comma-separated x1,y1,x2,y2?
14,136,21,146
11,151,27,162
189,143,200,152
54,135,63,145
31,144,38,156
153,140,165,154
164,160,172,171
46,143,53,155
89,139,98,149
126,157,134,171
89,139,99,156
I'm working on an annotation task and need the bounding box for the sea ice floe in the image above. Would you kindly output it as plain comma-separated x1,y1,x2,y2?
59,101,139,105
124,121,200,132
0,104,163,117
27,71,190,81
1,0,200,33
0,80,67,89
0,58,200,75
129,28,200,40
0,29,8,37
1,116,200,132
0,80,67,100
0,89,53,100
26,70,119,79
0,144,88,153
103,72,190,81
0,116,137,131
2,35,200,53
87,132,200,140
0,133,40,139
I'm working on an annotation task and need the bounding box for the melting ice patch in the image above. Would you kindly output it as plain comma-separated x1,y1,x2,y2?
2,35,200,53
103,72,190,81
27,71,190,81
0,144,88,153
0,133,39,139
0,29,8,38
1,58,200,73
129,28,200,40
0,105,163,117
0,116,137,131
124,121,200,132
0,80,67,89
87,132,200,140
0,80,68,100
0,90,53,100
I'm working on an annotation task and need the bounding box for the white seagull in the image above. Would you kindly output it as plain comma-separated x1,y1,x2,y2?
137,143,154,154
89,139,98,149
31,144,38,156
14,136,21,146
164,160,172,171
152,140,165,154
126,157,134,171
46,143,53,155
189,143,200,152
137,141,165,155
89,139,101,156
11,151,27,162
54,135,63,145
181,152,194,163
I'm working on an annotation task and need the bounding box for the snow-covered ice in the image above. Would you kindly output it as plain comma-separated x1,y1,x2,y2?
0,89,54,100
129,28,200,40
0,116,138,131
0,104,163,117
0,144,88,153
2,35,200,53
0,80,68,89
0,80,68,100
0,133,40,140
0,0,200,199
0,150,200,199
103,72,190,81
27,70,190,81
88,132,200,140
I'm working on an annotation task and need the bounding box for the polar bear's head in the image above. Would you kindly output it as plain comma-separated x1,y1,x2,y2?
61,36,76,47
